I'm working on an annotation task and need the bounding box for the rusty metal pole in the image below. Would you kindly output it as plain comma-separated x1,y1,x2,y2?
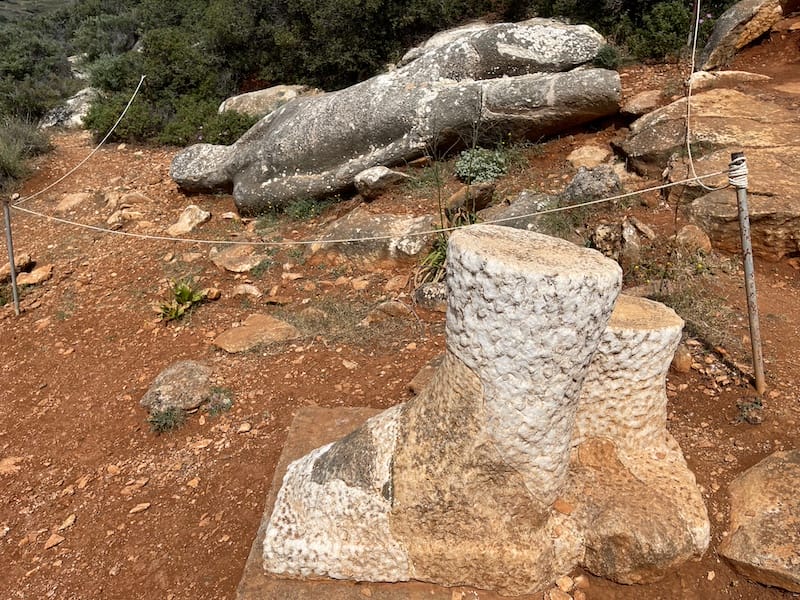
730,152,766,395
3,194,20,315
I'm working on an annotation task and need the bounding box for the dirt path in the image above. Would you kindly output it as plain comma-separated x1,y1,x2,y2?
1,27,800,600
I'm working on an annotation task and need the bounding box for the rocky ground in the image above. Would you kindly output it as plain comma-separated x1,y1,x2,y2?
2,23,800,600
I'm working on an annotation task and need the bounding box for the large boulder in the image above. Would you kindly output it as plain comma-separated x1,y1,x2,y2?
719,450,800,592
617,88,800,260
171,21,620,215
700,0,783,70
40,87,98,129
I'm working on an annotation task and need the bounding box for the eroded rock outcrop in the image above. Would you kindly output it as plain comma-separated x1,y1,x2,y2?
700,0,783,70
260,225,708,595
171,21,620,215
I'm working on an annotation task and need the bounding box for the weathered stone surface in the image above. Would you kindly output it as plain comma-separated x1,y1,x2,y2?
567,145,611,169
688,69,771,92
171,21,619,214
621,90,662,116
354,166,411,199
140,360,213,412
478,190,556,232
55,192,93,214
407,353,445,395
259,227,707,596
16,264,53,286
213,314,300,353
719,450,800,592
209,245,272,273
40,87,98,129
445,182,495,214
166,205,211,236
218,85,323,118
561,165,621,206
676,224,713,255
308,206,437,265
399,21,490,65
618,89,800,176
413,281,448,313
700,0,783,70
0,253,33,281
689,188,800,260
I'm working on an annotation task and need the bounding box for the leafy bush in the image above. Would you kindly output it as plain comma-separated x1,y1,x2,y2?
0,117,50,190
629,1,691,60
593,44,621,69
454,147,509,183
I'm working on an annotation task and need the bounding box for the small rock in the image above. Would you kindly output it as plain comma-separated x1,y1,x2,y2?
187,478,200,489
213,314,300,353
573,590,587,600
573,574,590,589
57,514,76,532
0,252,33,281
546,588,572,600
621,90,662,116
16,264,54,286
106,464,121,476
553,498,574,515
342,360,358,370
445,182,495,214
671,344,693,373
354,166,411,199
232,284,262,298
707,570,716,581
202,287,222,301
237,422,252,434
676,224,712,255
556,575,574,592
360,587,373,597
55,192,93,214
44,533,65,550
567,145,611,169
129,502,151,514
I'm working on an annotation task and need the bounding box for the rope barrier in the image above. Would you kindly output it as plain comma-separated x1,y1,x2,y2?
684,3,728,193
13,75,147,206
11,169,729,247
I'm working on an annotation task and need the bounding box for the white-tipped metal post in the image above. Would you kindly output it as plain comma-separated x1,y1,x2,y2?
3,194,20,315
730,152,765,395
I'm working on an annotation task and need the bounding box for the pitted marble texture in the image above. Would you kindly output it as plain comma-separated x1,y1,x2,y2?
262,405,409,581
572,294,684,452
258,226,708,596
446,225,622,503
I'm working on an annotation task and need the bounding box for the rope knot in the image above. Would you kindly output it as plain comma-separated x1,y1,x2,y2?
728,154,748,189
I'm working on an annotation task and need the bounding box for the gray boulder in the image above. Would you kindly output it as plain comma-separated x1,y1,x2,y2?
700,0,782,70
40,88,98,129
140,360,213,413
171,21,620,215
218,85,323,119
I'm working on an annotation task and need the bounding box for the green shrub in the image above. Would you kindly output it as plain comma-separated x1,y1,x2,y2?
629,1,691,60
72,12,139,60
88,52,144,93
84,92,165,142
454,147,509,183
593,44,621,69
0,117,50,190
147,406,186,434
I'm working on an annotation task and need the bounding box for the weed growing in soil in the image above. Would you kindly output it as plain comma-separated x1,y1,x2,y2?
159,278,204,322
284,198,331,220
249,257,274,278
414,233,449,288
147,407,186,434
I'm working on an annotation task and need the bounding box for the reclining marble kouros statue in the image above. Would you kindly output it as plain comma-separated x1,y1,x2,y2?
260,225,710,595
170,20,621,214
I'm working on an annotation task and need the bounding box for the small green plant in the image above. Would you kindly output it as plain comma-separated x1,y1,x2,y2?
284,198,330,220
207,387,234,416
413,233,448,288
159,278,205,322
147,406,186,434
454,147,509,183
249,257,274,278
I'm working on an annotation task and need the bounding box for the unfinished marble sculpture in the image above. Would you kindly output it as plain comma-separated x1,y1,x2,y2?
261,225,709,595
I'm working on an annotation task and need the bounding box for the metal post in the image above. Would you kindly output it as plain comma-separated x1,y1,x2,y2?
730,152,766,395
3,194,20,316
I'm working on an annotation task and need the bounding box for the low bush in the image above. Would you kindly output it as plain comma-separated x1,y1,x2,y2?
0,117,50,190
454,147,509,183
